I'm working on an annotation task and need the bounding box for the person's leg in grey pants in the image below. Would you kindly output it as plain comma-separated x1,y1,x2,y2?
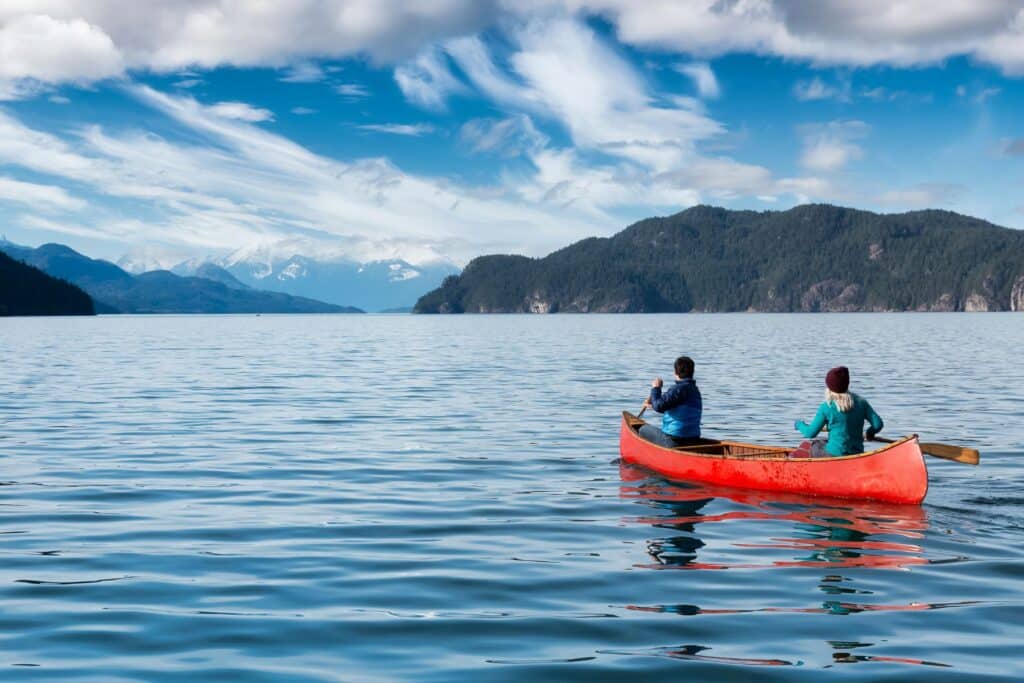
639,423,708,449
639,423,680,448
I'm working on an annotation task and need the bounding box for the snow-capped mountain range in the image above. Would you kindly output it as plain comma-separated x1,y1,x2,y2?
118,239,459,312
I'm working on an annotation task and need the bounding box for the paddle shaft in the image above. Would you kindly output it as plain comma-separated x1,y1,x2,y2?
870,435,980,466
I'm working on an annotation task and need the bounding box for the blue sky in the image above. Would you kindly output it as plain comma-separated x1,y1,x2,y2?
1,2,1023,267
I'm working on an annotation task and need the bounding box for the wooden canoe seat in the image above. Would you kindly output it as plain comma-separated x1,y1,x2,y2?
673,442,792,457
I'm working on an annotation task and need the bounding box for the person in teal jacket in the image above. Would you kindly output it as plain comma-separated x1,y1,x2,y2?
793,366,883,456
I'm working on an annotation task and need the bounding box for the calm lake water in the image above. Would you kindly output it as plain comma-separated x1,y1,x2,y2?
1,313,1022,681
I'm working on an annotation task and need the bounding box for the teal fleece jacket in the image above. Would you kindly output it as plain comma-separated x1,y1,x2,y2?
795,394,884,456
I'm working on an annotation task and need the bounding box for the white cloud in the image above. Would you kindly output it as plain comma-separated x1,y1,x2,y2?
0,1,497,76
0,88,612,263
975,86,1002,102
279,62,325,83
877,182,967,208
1,0,1023,97
208,101,275,122
290,106,317,115
793,76,850,101
335,83,369,98
0,78,50,101
19,214,118,242
0,14,123,88
954,83,1003,102
444,36,541,110
801,139,859,171
0,175,86,211
460,115,548,156
443,20,723,172
565,0,1024,75
775,176,834,204
675,61,720,98
799,120,869,171
394,47,465,110
974,8,1024,75
358,123,436,136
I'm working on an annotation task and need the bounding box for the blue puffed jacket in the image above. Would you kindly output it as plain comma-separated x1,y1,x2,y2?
649,378,702,438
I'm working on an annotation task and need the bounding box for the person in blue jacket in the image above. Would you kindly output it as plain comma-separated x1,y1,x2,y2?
793,366,884,457
640,356,703,448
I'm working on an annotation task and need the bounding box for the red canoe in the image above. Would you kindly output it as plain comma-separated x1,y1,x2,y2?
619,412,928,504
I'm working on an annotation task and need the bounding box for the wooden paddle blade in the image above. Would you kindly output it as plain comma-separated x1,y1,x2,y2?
919,442,980,465
869,434,980,465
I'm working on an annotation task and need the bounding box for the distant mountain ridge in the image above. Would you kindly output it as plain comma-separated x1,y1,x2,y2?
0,248,94,316
166,247,459,312
2,242,361,314
415,204,1024,313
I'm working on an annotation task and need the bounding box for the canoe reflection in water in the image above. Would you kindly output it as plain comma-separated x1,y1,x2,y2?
619,461,934,571
617,462,972,670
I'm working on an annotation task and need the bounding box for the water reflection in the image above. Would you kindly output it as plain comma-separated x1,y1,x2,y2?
619,462,934,571
617,463,973,670
599,644,796,666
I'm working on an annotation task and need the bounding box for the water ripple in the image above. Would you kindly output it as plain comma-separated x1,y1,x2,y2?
0,313,1022,681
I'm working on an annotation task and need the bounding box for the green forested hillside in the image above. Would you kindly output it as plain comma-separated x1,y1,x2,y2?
415,204,1024,313
0,250,95,316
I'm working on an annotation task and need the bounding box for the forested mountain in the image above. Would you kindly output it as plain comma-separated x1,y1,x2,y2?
415,204,1024,313
0,250,94,316
1,243,361,314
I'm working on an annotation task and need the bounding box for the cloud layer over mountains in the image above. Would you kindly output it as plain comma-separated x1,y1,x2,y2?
1,1,1022,266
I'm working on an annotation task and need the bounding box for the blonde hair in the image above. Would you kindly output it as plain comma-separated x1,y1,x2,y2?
826,389,854,413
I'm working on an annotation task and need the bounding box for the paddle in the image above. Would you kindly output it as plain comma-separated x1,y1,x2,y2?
869,435,980,465
637,403,648,418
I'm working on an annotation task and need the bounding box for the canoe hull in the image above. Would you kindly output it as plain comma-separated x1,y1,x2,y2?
619,412,928,504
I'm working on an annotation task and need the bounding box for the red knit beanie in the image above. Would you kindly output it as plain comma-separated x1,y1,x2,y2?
826,366,850,393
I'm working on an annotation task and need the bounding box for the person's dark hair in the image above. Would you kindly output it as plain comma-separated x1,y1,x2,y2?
674,356,695,379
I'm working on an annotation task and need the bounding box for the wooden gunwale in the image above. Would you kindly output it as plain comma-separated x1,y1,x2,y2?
622,411,917,462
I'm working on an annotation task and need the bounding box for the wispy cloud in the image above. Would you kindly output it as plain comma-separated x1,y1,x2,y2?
877,183,967,208
208,101,275,122
975,87,1001,103
460,115,547,156
357,123,435,136
957,84,1003,103
442,21,723,172
0,175,86,211
0,87,616,263
793,77,850,102
279,63,325,83
335,83,369,99
675,62,720,99
799,120,869,172
394,47,465,111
